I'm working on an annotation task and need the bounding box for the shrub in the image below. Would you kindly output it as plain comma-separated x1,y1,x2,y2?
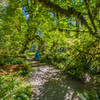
0,75,33,100
76,88,100,100
0,56,24,66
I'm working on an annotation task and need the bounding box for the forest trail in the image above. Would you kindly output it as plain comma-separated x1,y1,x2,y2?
26,60,85,100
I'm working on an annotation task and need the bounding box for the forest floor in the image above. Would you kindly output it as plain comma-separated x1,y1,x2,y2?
26,64,61,100
26,61,85,100
0,58,99,100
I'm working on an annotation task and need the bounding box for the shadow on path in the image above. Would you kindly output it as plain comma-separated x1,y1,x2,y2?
32,68,85,100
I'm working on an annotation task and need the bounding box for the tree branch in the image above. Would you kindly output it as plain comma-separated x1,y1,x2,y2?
48,28,90,33
37,0,99,38
92,0,100,19
84,0,97,33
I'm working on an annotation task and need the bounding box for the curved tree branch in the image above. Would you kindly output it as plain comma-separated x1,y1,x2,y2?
92,0,100,19
37,0,100,38
84,0,97,33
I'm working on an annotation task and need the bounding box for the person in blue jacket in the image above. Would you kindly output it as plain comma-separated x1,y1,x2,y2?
35,51,40,61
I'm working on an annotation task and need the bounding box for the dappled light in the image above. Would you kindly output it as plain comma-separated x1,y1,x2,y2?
32,66,85,100
0,0,100,100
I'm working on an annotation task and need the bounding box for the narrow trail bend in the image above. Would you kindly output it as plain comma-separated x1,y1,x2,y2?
26,60,85,100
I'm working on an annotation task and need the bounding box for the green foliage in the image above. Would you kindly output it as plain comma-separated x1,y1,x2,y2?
0,0,100,99
0,56,24,66
77,88,100,100
21,60,35,77
0,75,32,100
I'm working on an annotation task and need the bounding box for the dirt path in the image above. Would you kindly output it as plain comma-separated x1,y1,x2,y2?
26,64,60,100
25,62,85,100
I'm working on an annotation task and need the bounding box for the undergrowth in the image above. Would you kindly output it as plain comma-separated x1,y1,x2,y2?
0,75,33,100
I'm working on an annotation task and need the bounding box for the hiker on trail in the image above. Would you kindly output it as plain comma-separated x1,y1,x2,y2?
35,51,40,61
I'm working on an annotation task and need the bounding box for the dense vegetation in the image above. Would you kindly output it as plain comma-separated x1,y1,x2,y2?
0,0,100,100
0,75,32,100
